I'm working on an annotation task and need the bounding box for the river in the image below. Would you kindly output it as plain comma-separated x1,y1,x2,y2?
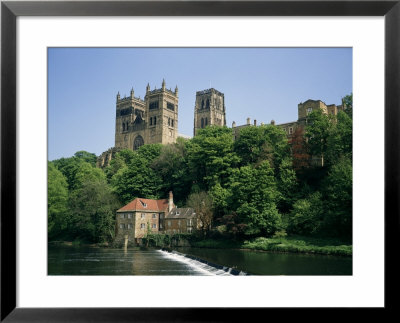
48,245,352,275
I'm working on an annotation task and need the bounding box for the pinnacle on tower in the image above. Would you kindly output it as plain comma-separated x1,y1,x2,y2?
130,87,134,97
116,91,120,102
162,79,166,90
146,83,150,93
175,85,179,96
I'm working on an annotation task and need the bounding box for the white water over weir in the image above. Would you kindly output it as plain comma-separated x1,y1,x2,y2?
157,249,249,276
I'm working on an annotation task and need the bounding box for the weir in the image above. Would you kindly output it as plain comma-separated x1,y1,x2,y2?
157,249,249,276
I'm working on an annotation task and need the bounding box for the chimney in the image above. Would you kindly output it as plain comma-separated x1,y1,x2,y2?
247,117,251,125
168,191,174,212
254,119,257,126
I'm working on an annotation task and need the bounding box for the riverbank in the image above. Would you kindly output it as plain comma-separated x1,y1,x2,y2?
49,234,352,257
190,235,352,257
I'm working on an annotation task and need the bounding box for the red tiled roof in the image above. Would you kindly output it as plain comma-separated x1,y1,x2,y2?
117,198,170,212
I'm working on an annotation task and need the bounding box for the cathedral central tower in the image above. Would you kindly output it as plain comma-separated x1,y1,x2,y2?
193,88,226,136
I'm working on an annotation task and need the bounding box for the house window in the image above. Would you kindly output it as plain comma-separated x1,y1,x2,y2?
178,220,181,226
168,221,171,227
152,213,157,219
120,214,124,219
120,224,125,229
289,127,293,134
176,211,180,215
152,224,157,229
127,224,133,229
188,227,193,233
141,213,145,219
127,213,132,219
160,214,164,219
160,223,163,229
141,223,145,229
306,107,312,115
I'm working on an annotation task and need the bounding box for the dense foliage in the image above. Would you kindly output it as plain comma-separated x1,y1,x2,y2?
48,94,352,243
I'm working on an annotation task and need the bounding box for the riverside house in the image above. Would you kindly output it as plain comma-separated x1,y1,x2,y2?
115,191,198,246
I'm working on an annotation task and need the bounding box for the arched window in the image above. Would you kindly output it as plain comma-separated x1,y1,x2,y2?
122,123,125,132
150,117,152,126
206,99,210,109
133,135,144,150
168,117,171,126
205,118,208,126
171,119,174,127
201,118,204,128
154,116,157,125
201,100,204,109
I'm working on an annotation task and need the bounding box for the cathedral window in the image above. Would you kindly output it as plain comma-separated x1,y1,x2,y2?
205,118,208,126
149,101,159,110
206,99,210,109
167,102,175,111
201,118,204,128
154,116,157,125
171,119,174,127
134,135,144,150
201,100,204,109
122,123,125,132
168,117,171,126
150,117,152,125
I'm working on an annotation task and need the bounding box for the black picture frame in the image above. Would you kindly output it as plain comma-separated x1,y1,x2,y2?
1,1,399,321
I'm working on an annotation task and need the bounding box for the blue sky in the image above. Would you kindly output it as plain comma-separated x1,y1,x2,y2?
48,47,352,160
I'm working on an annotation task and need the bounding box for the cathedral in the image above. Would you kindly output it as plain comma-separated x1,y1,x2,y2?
114,79,179,151
96,80,345,168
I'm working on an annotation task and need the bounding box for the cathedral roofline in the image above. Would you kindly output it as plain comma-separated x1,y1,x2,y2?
196,88,224,96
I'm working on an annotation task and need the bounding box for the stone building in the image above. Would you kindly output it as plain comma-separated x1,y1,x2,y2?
193,88,226,136
115,191,198,246
114,79,179,151
232,98,347,141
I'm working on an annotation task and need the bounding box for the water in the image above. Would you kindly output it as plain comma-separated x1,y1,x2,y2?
48,245,351,275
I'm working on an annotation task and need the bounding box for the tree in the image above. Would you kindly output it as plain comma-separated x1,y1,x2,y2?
321,157,352,240
228,161,282,236
325,111,352,165
187,126,239,190
291,127,311,172
234,124,290,171
48,162,69,240
69,177,120,242
150,139,192,206
305,109,334,167
74,150,97,166
110,153,163,204
287,192,323,235
186,191,214,234
342,93,353,118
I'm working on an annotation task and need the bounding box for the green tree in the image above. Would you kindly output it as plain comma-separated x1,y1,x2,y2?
234,125,290,170
186,191,214,234
342,93,353,118
74,150,97,166
69,177,120,242
187,126,239,190
305,109,334,167
151,139,192,206
287,191,323,235
326,111,352,165
110,153,163,204
48,162,69,240
322,157,352,239
228,161,281,236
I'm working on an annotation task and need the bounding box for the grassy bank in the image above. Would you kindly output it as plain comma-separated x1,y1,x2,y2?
190,235,352,256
